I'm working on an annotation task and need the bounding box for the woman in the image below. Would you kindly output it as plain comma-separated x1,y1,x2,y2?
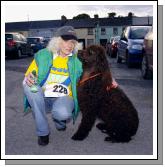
23,26,83,146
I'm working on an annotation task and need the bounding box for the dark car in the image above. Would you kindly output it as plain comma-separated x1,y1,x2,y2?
27,37,44,53
117,26,151,67
5,33,33,59
108,36,120,58
43,37,51,48
141,28,153,79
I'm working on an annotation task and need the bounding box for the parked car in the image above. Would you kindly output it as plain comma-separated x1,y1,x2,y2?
141,28,153,79
43,37,51,48
27,37,44,53
106,37,114,55
117,26,151,67
108,36,120,58
5,32,33,59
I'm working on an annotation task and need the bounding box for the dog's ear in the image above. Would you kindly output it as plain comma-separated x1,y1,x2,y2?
91,45,113,88
102,71,113,89
95,46,109,71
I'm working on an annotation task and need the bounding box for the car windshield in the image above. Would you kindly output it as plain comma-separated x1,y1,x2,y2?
130,27,150,39
27,38,40,43
5,34,13,41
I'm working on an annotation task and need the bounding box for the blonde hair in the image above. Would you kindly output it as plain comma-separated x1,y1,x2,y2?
47,36,82,55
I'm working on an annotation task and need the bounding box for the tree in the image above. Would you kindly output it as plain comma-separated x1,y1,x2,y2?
128,12,134,18
61,15,67,26
108,12,116,18
73,13,90,20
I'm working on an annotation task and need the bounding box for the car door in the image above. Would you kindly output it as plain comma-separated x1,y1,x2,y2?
19,34,28,54
118,29,128,60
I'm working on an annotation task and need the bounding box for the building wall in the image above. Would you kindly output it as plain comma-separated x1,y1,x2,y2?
28,28,56,37
75,28,95,48
98,26,124,45
132,16,153,25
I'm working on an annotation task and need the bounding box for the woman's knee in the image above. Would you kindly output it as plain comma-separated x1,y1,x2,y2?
52,107,72,121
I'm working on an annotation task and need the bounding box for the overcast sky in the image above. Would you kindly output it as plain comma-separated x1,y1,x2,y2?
4,2,153,23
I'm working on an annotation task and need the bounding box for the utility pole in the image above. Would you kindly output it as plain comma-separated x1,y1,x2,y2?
95,21,100,44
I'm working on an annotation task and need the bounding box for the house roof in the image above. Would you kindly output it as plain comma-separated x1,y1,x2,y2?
97,17,132,26
28,20,62,29
5,17,132,31
65,18,95,28
5,20,62,31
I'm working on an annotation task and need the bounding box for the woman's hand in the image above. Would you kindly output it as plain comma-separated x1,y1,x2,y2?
25,72,35,87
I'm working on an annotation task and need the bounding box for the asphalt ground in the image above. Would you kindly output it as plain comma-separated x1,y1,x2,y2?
5,56,153,155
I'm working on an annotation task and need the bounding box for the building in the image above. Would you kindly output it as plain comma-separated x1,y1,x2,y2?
5,16,152,48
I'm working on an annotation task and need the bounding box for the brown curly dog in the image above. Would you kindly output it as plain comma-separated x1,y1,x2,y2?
72,45,139,143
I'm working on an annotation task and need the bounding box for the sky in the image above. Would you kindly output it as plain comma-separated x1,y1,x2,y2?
3,2,154,23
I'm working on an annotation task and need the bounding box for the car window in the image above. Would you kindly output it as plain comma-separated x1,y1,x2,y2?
5,34,13,40
14,34,21,41
20,34,27,42
129,27,150,39
124,28,129,39
27,38,39,43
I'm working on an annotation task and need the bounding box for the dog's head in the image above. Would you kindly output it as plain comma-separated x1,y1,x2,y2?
78,45,109,72
78,45,113,86
78,45,107,70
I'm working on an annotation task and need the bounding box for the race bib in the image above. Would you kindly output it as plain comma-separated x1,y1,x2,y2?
44,83,69,97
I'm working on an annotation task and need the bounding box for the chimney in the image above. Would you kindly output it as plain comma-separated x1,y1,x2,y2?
61,15,67,26
61,15,67,21
94,14,99,19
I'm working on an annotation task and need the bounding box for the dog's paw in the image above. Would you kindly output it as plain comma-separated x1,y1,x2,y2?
101,129,108,133
104,136,116,143
96,123,107,131
71,133,87,141
104,136,112,141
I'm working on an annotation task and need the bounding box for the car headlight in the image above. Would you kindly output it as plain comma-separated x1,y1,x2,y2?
131,44,143,50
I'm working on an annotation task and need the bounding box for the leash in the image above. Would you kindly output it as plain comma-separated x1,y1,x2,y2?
78,72,118,91
78,73,102,86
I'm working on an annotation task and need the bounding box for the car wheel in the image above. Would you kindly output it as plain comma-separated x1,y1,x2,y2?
28,49,34,57
17,49,22,58
126,53,132,68
116,52,122,63
111,51,114,58
141,55,152,79
111,51,117,58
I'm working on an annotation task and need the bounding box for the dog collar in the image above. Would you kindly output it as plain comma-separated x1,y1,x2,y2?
78,73,102,86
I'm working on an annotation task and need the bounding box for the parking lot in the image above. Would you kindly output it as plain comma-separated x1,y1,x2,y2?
5,55,153,156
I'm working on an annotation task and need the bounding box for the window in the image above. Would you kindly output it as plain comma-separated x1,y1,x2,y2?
113,27,118,35
101,28,106,35
129,27,151,39
87,39,94,46
88,28,93,35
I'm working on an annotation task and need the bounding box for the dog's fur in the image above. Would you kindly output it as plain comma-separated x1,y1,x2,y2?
72,45,139,143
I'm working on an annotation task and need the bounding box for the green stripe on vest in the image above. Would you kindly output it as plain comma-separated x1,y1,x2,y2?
23,48,83,123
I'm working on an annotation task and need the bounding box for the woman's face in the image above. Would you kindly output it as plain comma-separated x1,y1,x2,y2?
59,39,77,57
